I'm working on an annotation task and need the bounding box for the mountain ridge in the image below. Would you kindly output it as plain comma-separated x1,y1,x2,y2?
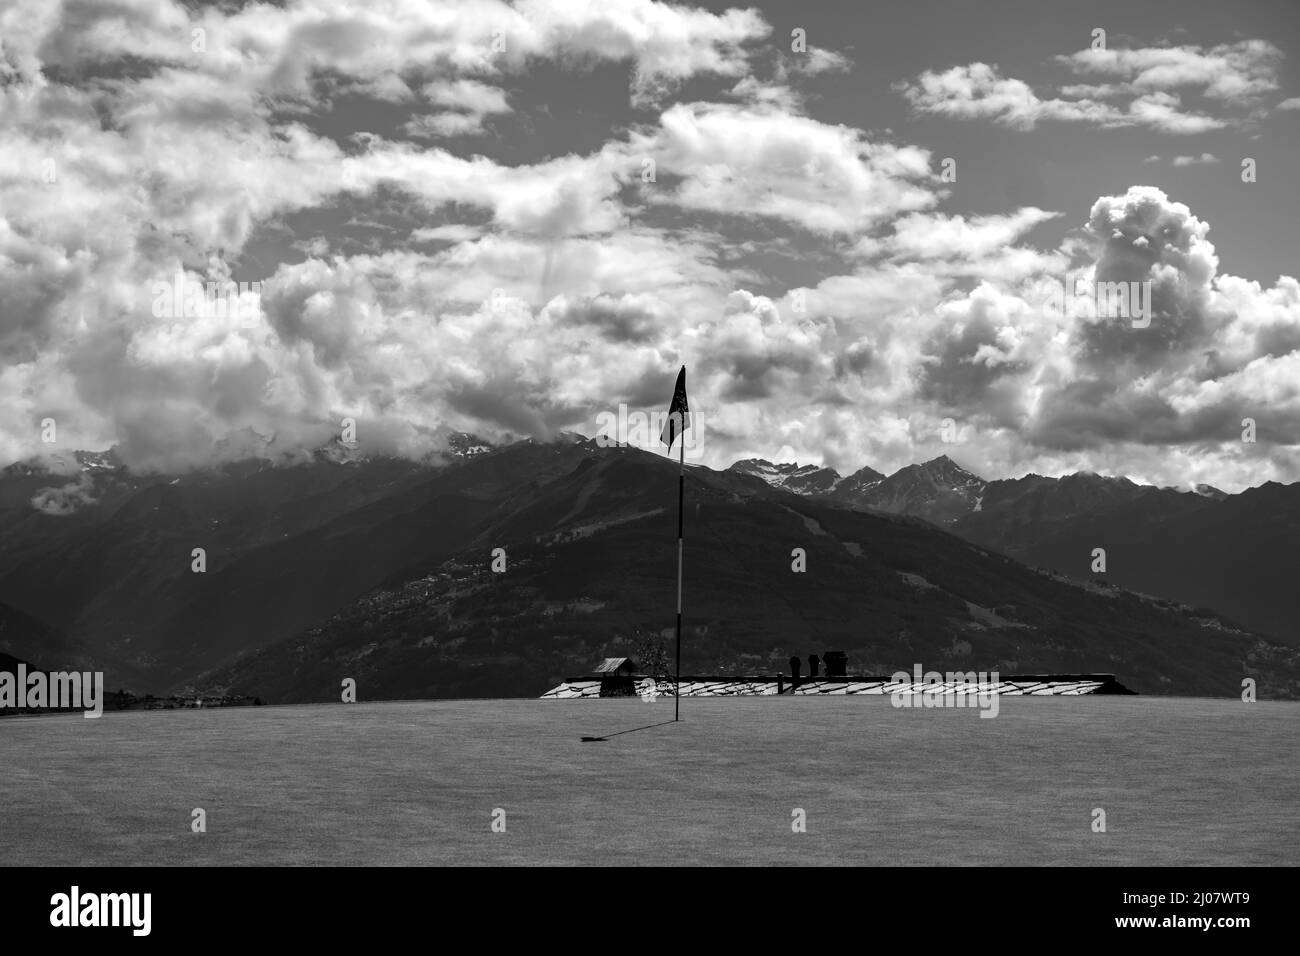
5,438,1299,697
190,439,1299,701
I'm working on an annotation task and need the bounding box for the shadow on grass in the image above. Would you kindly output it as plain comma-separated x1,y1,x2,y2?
580,719,677,742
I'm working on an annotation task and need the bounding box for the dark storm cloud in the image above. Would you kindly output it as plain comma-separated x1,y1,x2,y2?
443,375,580,439
618,366,682,408
544,293,663,343
918,307,1027,407
1028,375,1300,450
1027,379,1180,450
0,244,71,362
260,263,373,369
714,348,825,402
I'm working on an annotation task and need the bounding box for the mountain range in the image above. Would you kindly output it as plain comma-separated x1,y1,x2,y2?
1,439,1297,701
731,454,1300,644
731,454,985,522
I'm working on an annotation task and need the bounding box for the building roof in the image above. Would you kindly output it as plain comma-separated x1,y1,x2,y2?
594,657,635,674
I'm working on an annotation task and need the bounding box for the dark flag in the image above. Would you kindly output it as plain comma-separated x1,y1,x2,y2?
660,366,690,449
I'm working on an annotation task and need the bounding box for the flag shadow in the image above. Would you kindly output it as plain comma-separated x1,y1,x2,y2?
580,719,677,742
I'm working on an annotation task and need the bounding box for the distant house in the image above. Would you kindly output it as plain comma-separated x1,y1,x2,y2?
595,657,637,677
593,657,638,697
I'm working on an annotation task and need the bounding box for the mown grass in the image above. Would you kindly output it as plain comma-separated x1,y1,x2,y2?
1,695,1293,865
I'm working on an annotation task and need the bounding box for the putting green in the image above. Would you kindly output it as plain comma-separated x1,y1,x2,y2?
1,696,1293,865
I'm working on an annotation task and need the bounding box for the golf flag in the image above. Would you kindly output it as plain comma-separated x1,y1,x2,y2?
660,366,690,449
661,364,689,721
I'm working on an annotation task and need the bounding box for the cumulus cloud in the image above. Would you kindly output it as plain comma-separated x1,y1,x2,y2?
0,0,776,471
632,101,939,232
854,208,1062,261
1053,41,1282,103
1,1,1298,495
796,47,853,76
1171,153,1221,166
895,63,1119,129
897,41,1284,133
1018,187,1300,471
918,284,1041,415
405,79,513,137
17,0,770,106
703,186,1300,490
896,63,1227,133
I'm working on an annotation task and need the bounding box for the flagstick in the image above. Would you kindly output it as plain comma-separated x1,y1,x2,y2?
675,429,684,722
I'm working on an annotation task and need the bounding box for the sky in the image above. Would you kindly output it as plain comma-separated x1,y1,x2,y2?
1,0,1299,492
